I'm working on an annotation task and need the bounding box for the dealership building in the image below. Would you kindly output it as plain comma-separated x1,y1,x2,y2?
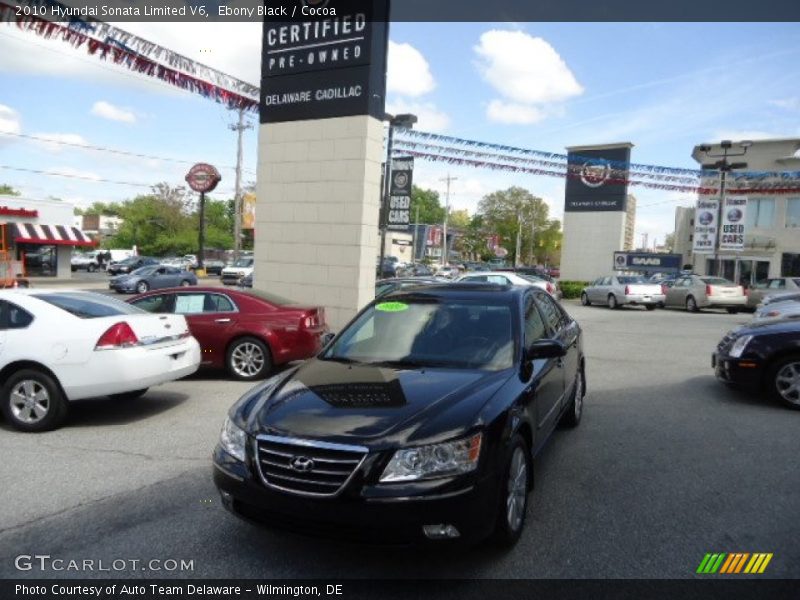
674,138,800,284
0,195,94,278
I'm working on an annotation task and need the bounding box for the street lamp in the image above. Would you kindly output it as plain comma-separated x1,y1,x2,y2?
699,140,751,278
378,113,417,276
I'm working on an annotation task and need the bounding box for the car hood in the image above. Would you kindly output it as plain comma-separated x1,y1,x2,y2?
232,358,511,447
735,318,800,336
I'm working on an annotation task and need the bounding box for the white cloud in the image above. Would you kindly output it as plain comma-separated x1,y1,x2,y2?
91,101,136,123
486,100,546,125
769,97,800,111
474,29,583,124
387,41,436,97
0,105,21,148
386,100,450,132
33,133,89,153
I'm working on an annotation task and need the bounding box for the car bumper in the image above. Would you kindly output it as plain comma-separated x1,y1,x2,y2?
221,274,245,284
212,446,497,544
704,297,747,308
109,282,137,293
623,294,665,305
712,352,762,389
61,337,201,400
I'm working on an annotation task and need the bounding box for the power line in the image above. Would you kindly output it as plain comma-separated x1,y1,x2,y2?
0,131,256,175
0,164,151,187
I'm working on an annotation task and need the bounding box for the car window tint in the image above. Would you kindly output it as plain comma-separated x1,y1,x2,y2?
0,300,33,330
487,275,509,285
523,294,547,345
464,275,487,283
131,294,174,314
33,293,144,319
174,294,206,314
204,294,235,313
768,279,785,289
534,291,563,333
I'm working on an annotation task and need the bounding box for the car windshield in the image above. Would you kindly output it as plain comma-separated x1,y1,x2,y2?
701,277,733,285
233,258,253,267
34,292,145,319
617,276,647,284
323,297,515,371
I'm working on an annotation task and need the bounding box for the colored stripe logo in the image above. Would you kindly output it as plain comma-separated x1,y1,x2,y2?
697,553,773,574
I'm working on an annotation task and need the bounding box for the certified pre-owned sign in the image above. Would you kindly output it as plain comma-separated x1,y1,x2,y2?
386,157,413,232
260,0,390,123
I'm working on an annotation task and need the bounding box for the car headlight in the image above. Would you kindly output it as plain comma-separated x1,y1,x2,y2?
219,416,247,461
380,433,482,483
729,335,753,358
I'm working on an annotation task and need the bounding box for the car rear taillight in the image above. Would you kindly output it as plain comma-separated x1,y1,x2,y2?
302,309,323,329
546,282,554,294
706,285,713,296
660,284,667,295
624,285,631,295
95,322,139,350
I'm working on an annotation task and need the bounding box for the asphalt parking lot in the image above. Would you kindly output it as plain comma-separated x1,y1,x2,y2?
1,301,798,579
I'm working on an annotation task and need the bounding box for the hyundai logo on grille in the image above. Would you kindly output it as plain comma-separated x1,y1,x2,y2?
290,456,315,472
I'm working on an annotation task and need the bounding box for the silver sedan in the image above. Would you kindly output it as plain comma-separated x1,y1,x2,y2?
663,275,746,313
746,277,800,309
581,275,665,310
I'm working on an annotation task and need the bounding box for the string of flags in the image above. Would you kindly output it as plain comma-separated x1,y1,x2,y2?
394,131,800,195
0,0,260,111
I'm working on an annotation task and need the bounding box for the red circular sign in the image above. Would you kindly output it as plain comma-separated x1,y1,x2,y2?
185,163,221,193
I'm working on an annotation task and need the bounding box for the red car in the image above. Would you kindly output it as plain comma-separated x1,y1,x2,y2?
127,287,328,380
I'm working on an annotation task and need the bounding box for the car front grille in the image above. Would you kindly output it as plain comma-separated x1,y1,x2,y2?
254,435,368,497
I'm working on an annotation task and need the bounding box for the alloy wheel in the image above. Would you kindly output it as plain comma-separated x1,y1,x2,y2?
775,361,800,405
10,380,50,424
506,447,528,533
231,342,265,378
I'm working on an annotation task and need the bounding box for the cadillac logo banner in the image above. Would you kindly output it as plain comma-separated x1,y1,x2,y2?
692,198,719,254
386,157,413,231
260,0,390,123
719,196,747,251
564,145,631,212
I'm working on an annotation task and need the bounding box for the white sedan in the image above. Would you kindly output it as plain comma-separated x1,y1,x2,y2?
0,290,201,432
457,271,562,299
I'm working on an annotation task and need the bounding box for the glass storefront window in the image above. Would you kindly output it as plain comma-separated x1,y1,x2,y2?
17,244,57,277
786,198,800,229
782,253,800,277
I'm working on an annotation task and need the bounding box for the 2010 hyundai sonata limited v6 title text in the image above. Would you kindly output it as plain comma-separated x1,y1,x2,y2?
213,283,586,546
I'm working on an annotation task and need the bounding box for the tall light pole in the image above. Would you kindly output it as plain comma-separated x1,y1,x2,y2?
229,108,253,262
378,113,417,276
699,140,751,278
440,173,457,266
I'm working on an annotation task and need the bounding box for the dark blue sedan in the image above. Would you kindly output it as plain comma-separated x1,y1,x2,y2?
109,265,197,294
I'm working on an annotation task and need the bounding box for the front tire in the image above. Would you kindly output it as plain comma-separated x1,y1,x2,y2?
226,337,272,381
180,279,191,287
560,367,585,428
490,434,531,548
608,294,619,309
686,296,699,313
87,264,96,273
767,355,800,410
1,369,68,432
136,281,149,294
580,292,591,306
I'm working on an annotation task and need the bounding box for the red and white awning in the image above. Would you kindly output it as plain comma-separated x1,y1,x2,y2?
10,223,96,246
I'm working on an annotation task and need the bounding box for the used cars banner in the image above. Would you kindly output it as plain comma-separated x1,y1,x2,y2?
719,196,747,251
692,198,719,254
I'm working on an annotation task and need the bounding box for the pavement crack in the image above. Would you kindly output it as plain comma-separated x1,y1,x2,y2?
34,440,206,463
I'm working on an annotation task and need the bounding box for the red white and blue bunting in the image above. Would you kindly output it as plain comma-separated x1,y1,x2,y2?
0,0,259,111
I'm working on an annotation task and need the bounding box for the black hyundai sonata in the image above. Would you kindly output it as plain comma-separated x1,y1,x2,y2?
213,284,586,546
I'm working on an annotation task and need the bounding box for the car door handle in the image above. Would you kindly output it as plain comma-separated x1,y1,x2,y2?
215,318,231,323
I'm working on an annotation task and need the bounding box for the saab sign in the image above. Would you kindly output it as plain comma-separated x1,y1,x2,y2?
613,252,682,273
260,0,390,123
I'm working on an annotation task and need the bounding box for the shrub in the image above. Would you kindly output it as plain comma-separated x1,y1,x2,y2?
559,280,590,300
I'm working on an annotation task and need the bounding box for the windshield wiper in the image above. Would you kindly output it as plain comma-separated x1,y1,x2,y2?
321,356,365,365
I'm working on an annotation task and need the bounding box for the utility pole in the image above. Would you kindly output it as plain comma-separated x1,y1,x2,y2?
229,107,252,262
440,174,457,266
412,205,420,262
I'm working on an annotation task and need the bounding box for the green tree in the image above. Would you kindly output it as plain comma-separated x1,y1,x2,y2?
0,184,20,196
409,186,445,224
448,208,470,230
477,186,552,265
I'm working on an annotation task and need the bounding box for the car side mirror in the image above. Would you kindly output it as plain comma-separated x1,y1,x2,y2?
322,332,336,346
525,339,567,361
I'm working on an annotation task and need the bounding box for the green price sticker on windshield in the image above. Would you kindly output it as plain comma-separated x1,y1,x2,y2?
375,301,409,313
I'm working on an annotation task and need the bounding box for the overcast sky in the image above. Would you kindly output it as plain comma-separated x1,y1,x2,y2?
1,20,799,244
